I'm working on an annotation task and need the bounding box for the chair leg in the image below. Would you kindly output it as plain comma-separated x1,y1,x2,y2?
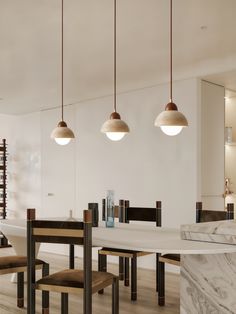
112,277,119,314
42,263,50,314
124,257,129,286
61,293,68,314
158,261,165,306
156,253,159,292
17,272,24,308
27,218,36,314
98,252,107,272
131,256,137,301
119,257,124,280
69,244,75,269
98,252,107,294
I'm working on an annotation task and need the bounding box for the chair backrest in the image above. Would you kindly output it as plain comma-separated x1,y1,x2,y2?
101,199,162,226
121,200,162,226
27,208,93,305
88,203,99,227
102,199,119,221
196,202,234,223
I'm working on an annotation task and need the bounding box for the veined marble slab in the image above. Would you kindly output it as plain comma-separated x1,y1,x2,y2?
181,220,236,245
181,253,236,314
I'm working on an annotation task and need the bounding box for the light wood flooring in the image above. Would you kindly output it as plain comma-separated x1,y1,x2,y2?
0,247,180,314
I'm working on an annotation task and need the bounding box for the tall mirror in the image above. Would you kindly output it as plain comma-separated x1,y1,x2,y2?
201,73,236,213
225,90,236,207
201,80,225,209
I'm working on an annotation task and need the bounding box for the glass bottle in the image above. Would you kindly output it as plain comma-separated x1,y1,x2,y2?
106,190,115,227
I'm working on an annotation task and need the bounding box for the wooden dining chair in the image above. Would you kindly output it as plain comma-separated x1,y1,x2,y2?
27,208,119,314
0,255,48,309
196,202,234,222
98,200,162,301
157,202,234,306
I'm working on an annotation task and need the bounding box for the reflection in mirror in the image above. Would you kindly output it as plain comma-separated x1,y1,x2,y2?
225,90,236,208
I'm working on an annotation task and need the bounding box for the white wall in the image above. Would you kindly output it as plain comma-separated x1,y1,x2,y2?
11,113,41,218
40,106,76,218
76,78,200,228
1,77,201,270
74,77,200,270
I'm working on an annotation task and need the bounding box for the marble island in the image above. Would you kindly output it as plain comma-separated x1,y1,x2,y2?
181,219,236,245
180,219,236,314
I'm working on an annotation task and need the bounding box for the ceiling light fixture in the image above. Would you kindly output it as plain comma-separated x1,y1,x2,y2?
101,0,129,141
154,0,188,136
51,0,75,145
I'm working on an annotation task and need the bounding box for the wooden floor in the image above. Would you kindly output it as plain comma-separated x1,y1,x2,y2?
0,248,180,314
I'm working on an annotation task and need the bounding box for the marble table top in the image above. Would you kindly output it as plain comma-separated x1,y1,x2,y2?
181,219,236,245
1,219,236,255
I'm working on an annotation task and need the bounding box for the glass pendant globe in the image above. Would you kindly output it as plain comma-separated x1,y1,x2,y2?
106,132,126,141
55,138,72,145
160,125,183,136
154,103,188,136
101,113,129,141
51,121,75,145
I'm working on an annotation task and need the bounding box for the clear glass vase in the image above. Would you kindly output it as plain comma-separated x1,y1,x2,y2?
106,190,115,228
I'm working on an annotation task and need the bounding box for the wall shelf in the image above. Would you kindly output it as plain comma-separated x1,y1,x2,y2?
0,139,10,247
225,142,236,146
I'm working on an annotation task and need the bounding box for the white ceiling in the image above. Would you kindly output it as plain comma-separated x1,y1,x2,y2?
1,0,236,115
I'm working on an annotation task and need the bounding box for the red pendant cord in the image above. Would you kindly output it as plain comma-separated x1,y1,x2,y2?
113,0,117,112
170,0,173,103
61,0,64,121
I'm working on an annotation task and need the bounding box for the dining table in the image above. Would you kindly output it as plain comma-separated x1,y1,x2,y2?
1,218,236,314
0,219,235,255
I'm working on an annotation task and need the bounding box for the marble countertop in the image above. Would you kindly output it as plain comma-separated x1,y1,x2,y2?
92,224,236,254
181,219,236,245
2,219,236,255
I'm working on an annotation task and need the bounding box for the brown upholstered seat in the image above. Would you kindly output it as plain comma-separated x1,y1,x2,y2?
37,269,115,292
0,254,48,309
0,256,45,271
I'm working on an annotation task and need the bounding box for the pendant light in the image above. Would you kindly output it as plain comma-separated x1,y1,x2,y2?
51,0,75,145
101,0,130,141
154,0,188,136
